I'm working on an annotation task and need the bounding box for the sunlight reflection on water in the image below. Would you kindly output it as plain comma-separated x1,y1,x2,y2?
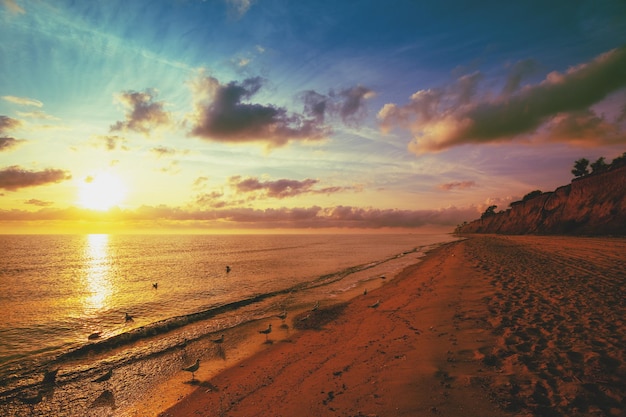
84,234,112,312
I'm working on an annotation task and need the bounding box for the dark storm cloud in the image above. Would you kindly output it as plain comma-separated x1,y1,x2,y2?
0,166,72,191
379,45,626,153
110,89,171,136
189,75,329,147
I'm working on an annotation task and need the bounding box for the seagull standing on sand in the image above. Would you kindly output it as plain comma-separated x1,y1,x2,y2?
369,299,380,308
43,368,58,384
212,334,224,344
259,324,272,341
125,312,134,322
182,359,200,381
92,369,113,383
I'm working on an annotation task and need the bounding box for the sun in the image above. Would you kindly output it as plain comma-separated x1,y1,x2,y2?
78,173,127,211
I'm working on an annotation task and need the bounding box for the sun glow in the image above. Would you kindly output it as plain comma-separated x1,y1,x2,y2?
78,173,127,211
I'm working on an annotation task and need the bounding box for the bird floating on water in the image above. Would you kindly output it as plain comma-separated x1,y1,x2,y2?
88,331,102,340
212,334,224,344
152,282,158,289
226,265,231,273
369,299,380,308
363,289,368,295
182,359,200,380
92,369,113,383
259,324,272,341
125,312,133,322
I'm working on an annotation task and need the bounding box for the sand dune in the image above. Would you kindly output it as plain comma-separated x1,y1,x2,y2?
160,235,626,417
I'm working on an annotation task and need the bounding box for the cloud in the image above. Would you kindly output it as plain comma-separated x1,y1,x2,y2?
501,59,539,96
300,85,375,125
229,176,358,199
2,0,24,14
0,137,25,152
2,95,41,107
110,89,171,136
378,45,626,153
225,0,254,19
16,110,59,120
0,204,479,229
0,115,22,131
92,135,129,151
151,146,177,158
24,199,53,207
0,166,72,191
0,117,25,152
438,181,477,191
188,74,329,147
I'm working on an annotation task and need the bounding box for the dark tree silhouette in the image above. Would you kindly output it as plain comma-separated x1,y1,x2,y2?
590,157,608,173
481,205,497,219
571,158,589,178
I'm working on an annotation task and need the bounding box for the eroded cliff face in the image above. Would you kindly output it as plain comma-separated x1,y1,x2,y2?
458,165,626,236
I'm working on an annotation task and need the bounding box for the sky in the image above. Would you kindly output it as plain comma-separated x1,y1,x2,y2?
1,0,625,233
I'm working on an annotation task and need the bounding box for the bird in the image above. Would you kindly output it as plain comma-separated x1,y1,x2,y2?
42,368,59,384
311,301,320,311
225,265,231,273
212,334,224,344
152,282,158,289
125,312,133,322
277,310,287,321
92,369,113,383
182,359,200,380
259,324,272,341
299,314,310,322
369,299,380,308
363,289,368,295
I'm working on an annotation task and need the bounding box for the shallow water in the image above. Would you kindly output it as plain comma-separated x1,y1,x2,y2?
0,233,457,416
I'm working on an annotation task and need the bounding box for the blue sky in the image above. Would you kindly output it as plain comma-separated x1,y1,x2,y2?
1,0,625,233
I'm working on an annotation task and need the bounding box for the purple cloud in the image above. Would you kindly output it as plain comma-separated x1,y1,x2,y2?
189,75,329,147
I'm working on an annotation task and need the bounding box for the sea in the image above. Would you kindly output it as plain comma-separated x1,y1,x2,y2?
0,233,457,416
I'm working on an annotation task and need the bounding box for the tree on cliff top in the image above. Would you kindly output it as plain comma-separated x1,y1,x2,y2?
572,158,589,177
481,205,497,219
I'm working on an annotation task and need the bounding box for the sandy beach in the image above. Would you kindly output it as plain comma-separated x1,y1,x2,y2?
155,235,625,417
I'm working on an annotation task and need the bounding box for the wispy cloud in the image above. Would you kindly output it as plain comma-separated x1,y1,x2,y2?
91,135,129,151
438,181,477,191
225,0,255,19
0,166,72,191
229,176,358,199
24,198,53,207
110,89,172,136
379,45,626,153
1,0,24,14
188,74,329,148
2,95,42,107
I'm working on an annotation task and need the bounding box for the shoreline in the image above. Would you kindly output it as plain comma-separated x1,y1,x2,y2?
159,235,626,417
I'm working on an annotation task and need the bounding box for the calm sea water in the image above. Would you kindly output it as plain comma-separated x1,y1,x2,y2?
0,233,456,415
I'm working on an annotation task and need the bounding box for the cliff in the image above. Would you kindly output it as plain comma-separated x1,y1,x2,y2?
457,164,626,236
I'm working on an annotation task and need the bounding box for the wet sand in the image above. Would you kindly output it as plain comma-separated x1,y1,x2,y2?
159,235,625,417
